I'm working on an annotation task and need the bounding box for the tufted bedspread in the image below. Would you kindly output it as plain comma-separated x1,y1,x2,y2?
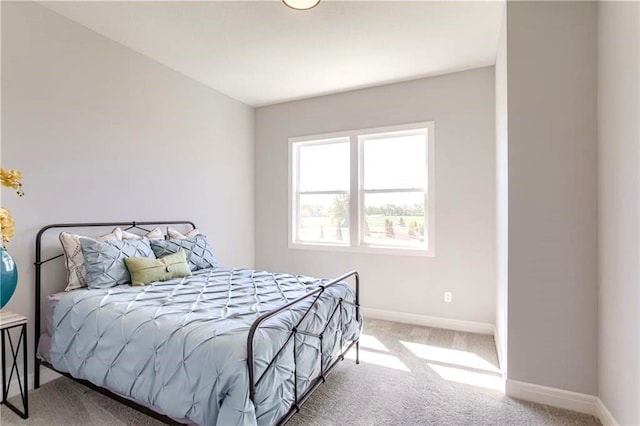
50,267,361,425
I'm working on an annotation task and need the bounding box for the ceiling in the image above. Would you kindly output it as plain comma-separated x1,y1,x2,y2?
40,1,505,107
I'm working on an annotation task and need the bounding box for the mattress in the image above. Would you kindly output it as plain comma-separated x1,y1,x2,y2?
48,267,361,426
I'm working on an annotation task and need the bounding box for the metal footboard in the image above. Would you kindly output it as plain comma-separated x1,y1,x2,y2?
247,270,361,425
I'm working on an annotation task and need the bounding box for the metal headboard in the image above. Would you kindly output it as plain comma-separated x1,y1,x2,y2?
33,220,196,389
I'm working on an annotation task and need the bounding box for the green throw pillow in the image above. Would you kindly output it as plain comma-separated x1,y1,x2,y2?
124,250,191,286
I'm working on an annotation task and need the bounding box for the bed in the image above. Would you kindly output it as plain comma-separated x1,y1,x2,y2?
34,221,361,425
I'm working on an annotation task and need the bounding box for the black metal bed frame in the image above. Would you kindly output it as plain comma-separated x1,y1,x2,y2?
34,220,360,425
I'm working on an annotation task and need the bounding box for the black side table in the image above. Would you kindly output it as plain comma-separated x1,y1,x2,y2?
0,311,28,419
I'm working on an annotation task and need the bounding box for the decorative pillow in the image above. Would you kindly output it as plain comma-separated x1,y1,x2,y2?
59,228,123,291
117,227,165,241
80,237,154,289
167,227,200,240
124,250,191,286
150,235,217,271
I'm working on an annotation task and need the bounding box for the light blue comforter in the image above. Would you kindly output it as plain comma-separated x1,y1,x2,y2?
51,267,361,425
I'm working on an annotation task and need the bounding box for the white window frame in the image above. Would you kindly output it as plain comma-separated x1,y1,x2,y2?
288,121,435,256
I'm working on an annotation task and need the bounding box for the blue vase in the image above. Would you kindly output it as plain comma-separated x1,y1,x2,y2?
1,248,18,308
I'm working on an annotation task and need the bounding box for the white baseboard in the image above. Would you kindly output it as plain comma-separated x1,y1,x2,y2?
6,367,62,399
506,379,598,416
361,307,494,335
493,326,505,377
596,398,620,426
506,380,621,426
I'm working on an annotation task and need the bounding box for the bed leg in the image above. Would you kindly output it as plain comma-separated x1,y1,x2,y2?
34,359,40,389
356,340,360,365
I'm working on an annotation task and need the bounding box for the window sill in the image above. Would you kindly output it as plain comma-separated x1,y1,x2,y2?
288,242,434,257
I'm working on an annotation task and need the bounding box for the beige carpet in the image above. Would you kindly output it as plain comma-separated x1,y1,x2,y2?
1,319,600,425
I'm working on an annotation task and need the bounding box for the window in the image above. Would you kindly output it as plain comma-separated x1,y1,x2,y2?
289,122,434,255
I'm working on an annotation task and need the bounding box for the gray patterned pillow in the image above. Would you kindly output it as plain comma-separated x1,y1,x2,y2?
80,237,154,289
150,235,217,271
59,228,123,291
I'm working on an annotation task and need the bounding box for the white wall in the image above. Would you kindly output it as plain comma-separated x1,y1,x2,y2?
255,67,496,325
506,1,598,395
494,5,508,373
597,1,640,424
1,1,255,363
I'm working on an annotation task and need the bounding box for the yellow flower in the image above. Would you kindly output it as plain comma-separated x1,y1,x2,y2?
0,167,25,197
0,207,15,244
1,167,24,246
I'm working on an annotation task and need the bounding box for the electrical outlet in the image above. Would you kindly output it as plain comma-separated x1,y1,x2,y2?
444,292,453,303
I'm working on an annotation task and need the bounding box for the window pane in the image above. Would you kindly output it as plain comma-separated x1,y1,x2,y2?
298,141,350,192
363,133,426,190
298,193,350,244
363,192,425,248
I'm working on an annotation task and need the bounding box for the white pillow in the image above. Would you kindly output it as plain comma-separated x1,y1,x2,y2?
59,228,122,291
167,227,200,240
117,227,164,241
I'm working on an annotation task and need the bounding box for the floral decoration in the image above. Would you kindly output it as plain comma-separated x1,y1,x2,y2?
0,168,25,247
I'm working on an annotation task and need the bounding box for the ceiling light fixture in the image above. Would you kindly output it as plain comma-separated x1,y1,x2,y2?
283,0,320,10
